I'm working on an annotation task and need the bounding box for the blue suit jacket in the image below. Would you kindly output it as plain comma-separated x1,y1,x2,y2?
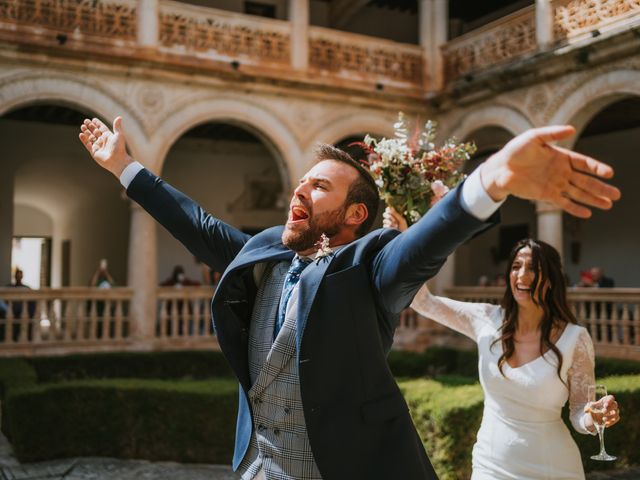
128,169,497,479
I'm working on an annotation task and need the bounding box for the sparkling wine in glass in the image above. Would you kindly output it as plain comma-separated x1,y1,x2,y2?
588,384,616,461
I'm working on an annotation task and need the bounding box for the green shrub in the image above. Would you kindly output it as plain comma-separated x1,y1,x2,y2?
388,346,479,378
27,350,234,382
390,346,640,381
400,374,640,480
594,358,640,377
0,358,38,440
399,377,483,480
6,378,238,464
0,358,37,399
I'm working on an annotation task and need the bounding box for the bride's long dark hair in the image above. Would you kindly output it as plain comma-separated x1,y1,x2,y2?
492,238,578,381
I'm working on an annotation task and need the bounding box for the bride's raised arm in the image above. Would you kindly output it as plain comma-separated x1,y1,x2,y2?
410,283,501,343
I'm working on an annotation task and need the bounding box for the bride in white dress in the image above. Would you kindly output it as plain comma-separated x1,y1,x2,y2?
385,210,620,479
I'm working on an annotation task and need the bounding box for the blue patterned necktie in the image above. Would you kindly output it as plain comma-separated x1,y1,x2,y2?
274,256,312,339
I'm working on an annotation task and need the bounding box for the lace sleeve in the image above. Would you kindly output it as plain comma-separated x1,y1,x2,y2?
410,283,499,342
567,328,597,435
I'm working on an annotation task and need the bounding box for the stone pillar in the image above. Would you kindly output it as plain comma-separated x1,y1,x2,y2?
289,0,309,71
419,0,448,92
0,168,14,285
535,0,554,50
536,201,564,258
127,202,157,346
137,0,159,48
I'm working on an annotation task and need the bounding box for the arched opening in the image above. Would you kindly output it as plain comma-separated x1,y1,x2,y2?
454,126,537,286
0,104,131,288
158,121,287,285
563,96,640,287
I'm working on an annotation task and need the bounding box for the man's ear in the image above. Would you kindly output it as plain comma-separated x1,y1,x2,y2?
344,203,368,228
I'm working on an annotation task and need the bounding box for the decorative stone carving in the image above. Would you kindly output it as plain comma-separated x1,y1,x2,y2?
442,6,537,83
554,0,640,41
0,0,137,40
308,27,423,87
158,3,290,65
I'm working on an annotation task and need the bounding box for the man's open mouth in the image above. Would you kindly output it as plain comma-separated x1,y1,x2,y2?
290,206,310,223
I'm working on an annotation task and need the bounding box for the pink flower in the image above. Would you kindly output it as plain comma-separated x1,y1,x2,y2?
430,180,450,207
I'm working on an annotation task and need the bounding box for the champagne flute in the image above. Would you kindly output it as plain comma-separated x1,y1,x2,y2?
588,384,617,461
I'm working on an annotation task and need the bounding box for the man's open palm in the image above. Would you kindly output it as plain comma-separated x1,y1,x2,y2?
79,116,132,178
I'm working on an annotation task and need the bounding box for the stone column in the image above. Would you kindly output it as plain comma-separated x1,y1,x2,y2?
535,0,554,50
137,0,159,48
419,0,448,92
536,201,564,257
0,168,14,285
127,202,157,346
289,0,309,71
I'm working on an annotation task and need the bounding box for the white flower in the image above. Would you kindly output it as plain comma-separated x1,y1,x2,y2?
409,210,422,223
315,233,334,264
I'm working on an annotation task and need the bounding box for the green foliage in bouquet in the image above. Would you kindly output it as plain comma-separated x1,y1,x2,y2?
361,113,476,226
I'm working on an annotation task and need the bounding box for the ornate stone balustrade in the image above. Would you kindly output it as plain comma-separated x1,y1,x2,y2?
156,286,216,345
0,0,137,41
158,0,290,66
441,6,536,83
554,0,640,42
0,287,133,355
308,26,423,90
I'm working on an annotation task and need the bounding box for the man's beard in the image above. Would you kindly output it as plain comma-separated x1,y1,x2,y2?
282,205,345,252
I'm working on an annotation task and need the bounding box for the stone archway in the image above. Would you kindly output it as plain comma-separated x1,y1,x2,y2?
558,94,640,287
151,98,299,191
0,103,131,287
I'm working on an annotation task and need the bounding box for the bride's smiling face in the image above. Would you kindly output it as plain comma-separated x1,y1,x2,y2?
509,246,547,307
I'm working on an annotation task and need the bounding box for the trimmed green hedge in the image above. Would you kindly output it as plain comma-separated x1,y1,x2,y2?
27,350,234,382
389,346,640,380
5,378,238,463
400,374,640,480
0,358,38,440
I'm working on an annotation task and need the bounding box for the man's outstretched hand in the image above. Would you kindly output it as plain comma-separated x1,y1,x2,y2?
481,126,621,218
79,116,133,178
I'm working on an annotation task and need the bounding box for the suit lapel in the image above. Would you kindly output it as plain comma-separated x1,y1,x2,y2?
295,254,336,354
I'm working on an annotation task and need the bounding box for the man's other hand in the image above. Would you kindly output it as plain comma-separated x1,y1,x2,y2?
480,125,621,218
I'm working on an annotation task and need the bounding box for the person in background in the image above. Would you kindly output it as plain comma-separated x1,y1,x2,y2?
161,265,201,287
591,267,614,288
90,258,115,289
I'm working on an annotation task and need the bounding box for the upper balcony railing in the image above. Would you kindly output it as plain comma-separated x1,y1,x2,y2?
0,0,138,45
158,1,290,67
442,0,640,84
0,0,424,96
308,26,423,91
554,0,640,42
441,6,537,84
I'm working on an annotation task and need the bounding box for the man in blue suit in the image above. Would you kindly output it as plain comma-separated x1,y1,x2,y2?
79,117,619,480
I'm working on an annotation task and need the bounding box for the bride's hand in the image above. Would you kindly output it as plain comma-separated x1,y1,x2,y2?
584,395,620,429
382,207,408,232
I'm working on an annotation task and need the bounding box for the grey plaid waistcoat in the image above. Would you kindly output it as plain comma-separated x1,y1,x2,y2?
238,261,322,480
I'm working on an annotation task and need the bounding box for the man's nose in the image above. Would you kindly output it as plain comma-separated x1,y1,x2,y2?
294,181,310,198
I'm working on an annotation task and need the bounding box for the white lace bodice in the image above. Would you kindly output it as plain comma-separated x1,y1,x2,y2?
411,284,596,435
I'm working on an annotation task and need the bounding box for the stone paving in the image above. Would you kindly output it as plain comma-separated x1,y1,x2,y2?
1,430,638,479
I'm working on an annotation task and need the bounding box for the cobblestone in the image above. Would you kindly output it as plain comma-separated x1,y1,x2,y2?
0,429,637,479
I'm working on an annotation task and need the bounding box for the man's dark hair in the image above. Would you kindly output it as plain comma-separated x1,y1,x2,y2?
315,143,379,236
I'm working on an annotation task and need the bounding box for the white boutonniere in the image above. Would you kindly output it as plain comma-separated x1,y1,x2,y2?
314,233,333,264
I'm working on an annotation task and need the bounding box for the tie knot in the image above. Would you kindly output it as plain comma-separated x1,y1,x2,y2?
288,256,311,277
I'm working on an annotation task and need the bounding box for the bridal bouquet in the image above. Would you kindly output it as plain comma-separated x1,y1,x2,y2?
359,113,476,226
